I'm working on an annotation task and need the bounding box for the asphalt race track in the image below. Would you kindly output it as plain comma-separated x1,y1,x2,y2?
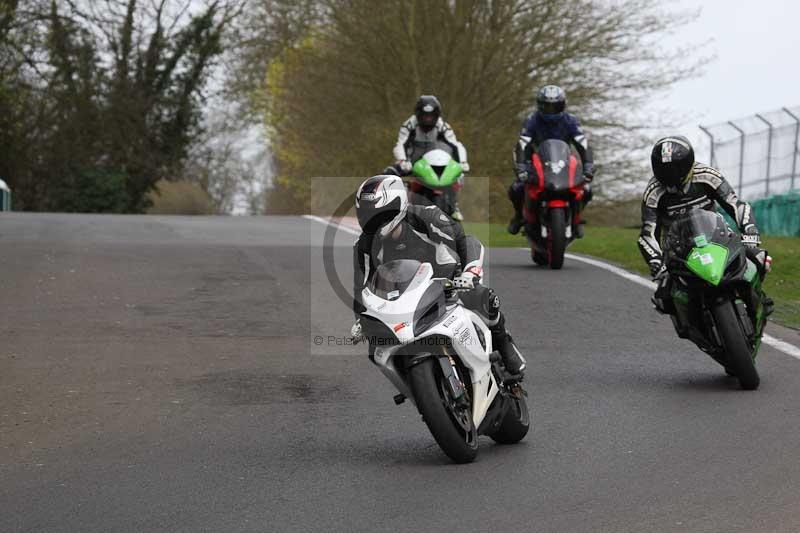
3,213,800,532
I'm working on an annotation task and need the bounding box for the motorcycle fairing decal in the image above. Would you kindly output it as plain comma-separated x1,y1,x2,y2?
568,154,578,188
686,243,729,286
532,153,544,191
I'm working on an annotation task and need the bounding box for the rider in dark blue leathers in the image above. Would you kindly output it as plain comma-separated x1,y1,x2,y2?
508,85,595,235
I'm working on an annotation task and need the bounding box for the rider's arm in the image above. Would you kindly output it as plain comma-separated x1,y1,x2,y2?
513,116,534,174
566,115,594,176
638,179,665,275
698,164,760,238
441,121,468,164
392,117,415,162
406,205,472,269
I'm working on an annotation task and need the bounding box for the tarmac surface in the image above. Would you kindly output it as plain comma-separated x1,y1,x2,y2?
2,213,800,532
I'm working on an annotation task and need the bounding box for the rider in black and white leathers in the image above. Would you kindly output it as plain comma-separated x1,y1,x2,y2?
638,162,760,276
352,176,525,376
638,135,772,317
393,115,469,169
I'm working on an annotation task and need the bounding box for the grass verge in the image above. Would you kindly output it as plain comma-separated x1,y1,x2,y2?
464,222,800,330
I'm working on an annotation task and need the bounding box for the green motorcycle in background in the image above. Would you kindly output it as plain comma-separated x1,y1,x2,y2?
403,140,465,221
659,209,770,390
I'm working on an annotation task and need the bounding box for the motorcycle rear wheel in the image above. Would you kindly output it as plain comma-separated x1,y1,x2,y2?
711,300,760,390
410,358,478,463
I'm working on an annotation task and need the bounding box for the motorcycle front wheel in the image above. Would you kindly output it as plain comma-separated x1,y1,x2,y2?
711,300,760,390
548,208,567,270
410,358,478,463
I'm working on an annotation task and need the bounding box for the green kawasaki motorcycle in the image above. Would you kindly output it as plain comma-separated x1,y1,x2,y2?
406,141,464,220
659,209,770,390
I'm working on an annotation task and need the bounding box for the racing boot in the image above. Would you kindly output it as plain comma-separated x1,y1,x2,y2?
574,220,585,239
490,313,526,377
507,180,525,235
763,295,775,317
507,213,524,235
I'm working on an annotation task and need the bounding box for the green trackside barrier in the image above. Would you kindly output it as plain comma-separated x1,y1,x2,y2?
718,191,800,237
750,191,800,237
0,178,10,212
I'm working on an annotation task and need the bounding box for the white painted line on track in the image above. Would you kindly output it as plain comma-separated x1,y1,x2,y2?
303,214,361,236
562,251,800,361
565,253,656,290
761,334,800,360
305,214,800,361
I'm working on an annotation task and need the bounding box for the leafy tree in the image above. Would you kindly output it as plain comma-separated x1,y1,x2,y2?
0,0,242,212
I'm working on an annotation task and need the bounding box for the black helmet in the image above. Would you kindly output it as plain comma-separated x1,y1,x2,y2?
536,85,566,119
355,175,408,236
651,136,695,190
415,95,442,131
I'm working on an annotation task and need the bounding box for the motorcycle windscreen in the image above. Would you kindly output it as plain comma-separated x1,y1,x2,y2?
409,140,455,163
665,210,733,285
666,210,731,256
536,139,581,192
369,259,423,300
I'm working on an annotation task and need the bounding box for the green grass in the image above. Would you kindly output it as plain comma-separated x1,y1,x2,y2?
464,222,800,329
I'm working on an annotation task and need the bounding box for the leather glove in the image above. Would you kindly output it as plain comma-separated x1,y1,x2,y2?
350,319,364,344
452,273,475,289
397,160,412,174
650,261,667,280
460,161,470,173
741,225,761,248
583,170,594,182
515,168,529,182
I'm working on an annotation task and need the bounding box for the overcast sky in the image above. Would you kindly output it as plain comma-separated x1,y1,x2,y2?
662,0,800,158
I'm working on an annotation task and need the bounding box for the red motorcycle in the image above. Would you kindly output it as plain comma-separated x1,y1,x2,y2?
523,139,587,269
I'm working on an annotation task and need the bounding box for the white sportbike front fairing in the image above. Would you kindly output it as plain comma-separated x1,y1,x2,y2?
359,259,529,463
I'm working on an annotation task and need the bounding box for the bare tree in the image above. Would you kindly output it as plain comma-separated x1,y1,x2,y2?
240,0,703,213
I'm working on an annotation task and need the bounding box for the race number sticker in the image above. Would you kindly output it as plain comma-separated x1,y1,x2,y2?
691,250,714,265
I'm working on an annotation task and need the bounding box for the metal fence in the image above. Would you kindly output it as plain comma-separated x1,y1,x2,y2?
699,106,800,200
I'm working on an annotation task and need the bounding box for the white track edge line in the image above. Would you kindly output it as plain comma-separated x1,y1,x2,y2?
561,252,800,361
304,214,800,360
303,214,361,236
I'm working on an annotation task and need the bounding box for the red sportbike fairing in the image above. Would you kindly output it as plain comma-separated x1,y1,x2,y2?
523,139,585,269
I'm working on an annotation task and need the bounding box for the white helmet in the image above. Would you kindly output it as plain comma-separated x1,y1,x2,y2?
355,175,408,237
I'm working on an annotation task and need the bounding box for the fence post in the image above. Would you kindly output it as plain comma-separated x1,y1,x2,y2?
698,125,715,166
783,107,800,191
728,121,746,195
755,114,774,196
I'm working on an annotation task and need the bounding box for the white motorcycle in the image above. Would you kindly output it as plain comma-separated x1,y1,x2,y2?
358,258,529,463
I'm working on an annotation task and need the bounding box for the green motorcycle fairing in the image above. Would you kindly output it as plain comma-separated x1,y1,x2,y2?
412,149,463,189
684,243,729,286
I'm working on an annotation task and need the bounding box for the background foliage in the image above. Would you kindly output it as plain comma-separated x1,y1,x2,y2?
0,0,242,213
232,0,701,215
